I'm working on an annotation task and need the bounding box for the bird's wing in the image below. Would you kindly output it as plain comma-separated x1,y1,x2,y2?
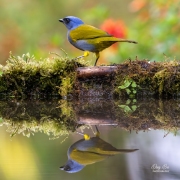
69,24,112,41
70,149,107,165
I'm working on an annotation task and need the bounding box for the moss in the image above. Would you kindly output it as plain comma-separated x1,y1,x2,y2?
0,100,78,138
0,98,180,137
113,59,180,98
74,98,180,132
0,53,84,98
1,54,180,99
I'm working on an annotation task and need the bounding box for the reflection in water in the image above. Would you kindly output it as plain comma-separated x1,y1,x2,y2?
0,129,39,180
0,99,180,138
60,126,138,173
0,99,180,179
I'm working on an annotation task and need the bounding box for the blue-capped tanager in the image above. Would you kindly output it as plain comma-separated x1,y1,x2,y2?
60,126,138,173
59,16,138,66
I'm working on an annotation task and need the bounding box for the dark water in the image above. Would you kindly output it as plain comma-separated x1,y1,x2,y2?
0,99,180,180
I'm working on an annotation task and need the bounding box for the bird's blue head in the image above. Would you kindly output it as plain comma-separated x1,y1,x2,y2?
59,16,84,30
60,159,85,173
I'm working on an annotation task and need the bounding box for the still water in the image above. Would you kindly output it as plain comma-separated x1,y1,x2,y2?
0,99,180,180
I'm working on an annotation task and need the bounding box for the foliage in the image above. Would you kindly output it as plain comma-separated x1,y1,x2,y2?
118,78,138,97
1,0,179,65
117,0,180,62
118,99,137,114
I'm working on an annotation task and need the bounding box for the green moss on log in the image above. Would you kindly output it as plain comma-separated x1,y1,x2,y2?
0,53,84,98
114,60,180,97
0,53,180,98
0,100,77,138
1,99,179,138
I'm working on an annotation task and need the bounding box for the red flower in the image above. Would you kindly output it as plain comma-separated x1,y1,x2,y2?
101,19,127,38
100,19,127,49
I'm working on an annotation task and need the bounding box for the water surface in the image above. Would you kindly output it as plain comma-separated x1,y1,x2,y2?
0,99,180,180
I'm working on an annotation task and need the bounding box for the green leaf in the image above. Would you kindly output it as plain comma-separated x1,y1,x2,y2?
126,99,131,105
131,105,137,111
0,117,3,123
118,79,132,89
126,89,131,94
131,81,137,87
129,94,135,98
118,105,132,113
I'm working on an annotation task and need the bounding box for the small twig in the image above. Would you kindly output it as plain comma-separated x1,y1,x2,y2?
49,52,61,58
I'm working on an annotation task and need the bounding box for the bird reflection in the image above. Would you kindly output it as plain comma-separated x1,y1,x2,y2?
60,126,138,173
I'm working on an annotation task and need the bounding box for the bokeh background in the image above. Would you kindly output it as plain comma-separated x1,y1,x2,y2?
0,0,180,65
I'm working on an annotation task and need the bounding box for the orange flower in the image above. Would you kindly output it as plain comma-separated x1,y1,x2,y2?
129,0,147,12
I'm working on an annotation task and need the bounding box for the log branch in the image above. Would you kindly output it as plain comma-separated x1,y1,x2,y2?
1,55,180,99
77,66,118,78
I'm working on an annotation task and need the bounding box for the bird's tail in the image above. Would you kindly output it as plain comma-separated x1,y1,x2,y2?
116,149,139,153
117,39,138,44
101,149,139,155
100,37,138,44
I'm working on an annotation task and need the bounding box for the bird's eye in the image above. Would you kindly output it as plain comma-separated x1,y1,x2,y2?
64,18,70,24
64,165,71,171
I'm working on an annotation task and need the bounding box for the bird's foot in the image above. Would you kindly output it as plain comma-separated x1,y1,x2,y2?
95,125,100,137
94,52,100,66
76,131,90,140
83,51,90,57
84,134,90,140
72,51,90,61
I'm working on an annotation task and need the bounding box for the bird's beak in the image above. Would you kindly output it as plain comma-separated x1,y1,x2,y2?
59,166,64,170
59,19,63,23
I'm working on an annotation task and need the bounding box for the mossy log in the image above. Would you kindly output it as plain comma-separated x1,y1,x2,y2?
0,99,179,137
0,54,180,99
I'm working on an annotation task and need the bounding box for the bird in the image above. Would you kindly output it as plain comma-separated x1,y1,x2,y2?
59,16,137,66
60,126,138,173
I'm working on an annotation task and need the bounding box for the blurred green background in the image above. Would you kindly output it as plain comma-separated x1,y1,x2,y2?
0,0,180,65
